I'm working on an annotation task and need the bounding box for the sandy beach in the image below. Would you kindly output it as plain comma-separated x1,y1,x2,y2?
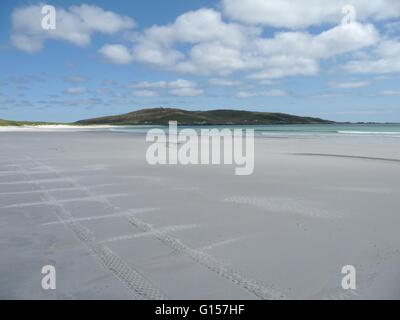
1,130,400,300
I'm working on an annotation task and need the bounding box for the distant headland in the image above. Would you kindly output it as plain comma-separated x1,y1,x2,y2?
74,108,334,126
1,107,335,126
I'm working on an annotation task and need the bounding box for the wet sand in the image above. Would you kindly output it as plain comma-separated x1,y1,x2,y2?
1,131,400,299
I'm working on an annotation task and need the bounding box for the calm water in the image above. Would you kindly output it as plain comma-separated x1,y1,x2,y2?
106,124,400,140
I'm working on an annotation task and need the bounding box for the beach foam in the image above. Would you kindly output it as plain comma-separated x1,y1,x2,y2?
0,124,119,132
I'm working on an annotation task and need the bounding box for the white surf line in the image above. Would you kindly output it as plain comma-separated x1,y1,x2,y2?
99,224,200,244
126,215,285,300
14,161,168,300
1,193,129,209
41,208,158,227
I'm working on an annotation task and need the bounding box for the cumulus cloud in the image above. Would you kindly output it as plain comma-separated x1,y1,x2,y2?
136,8,260,49
170,87,204,97
11,3,135,53
100,8,378,80
344,40,400,74
100,8,261,74
246,22,378,79
99,44,133,64
127,8,260,70
254,23,377,59
221,0,400,29
12,2,396,86
247,57,319,79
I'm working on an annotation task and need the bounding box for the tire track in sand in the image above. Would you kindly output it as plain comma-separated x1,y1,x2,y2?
15,159,167,300
126,215,285,300
28,159,285,300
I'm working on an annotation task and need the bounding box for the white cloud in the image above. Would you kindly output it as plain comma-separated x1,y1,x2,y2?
127,79,198,89
71,4,135,34
344,40,400,74
127,81,167,89
131,41,184,67
167,79,197,89
247,22,378,79
99,44,133,64
259,79,277,85
138,8,260,48
12,3,391,86
175,41,259,75
127,79,203,97
254,23,378,60
131,90,158,97
168,79,203,96
128,8,259,70
113,8,378,79
329,80,371,89
63,87,87,95
170,87,204,97
236,89,286,98
11,4,135,53
222,0,400,29
208,78,241,86
247,56,319,79
381,90,400,96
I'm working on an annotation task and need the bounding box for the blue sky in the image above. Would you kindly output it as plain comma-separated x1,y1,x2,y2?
0,0,399,123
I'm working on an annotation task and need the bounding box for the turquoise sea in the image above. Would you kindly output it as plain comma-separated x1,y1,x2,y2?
105,123,400,140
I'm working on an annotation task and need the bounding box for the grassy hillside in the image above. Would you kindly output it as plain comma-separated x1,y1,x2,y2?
75,108,334,125
0,119,61,126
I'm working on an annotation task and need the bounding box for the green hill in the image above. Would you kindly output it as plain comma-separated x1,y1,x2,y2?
75,108,334,125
